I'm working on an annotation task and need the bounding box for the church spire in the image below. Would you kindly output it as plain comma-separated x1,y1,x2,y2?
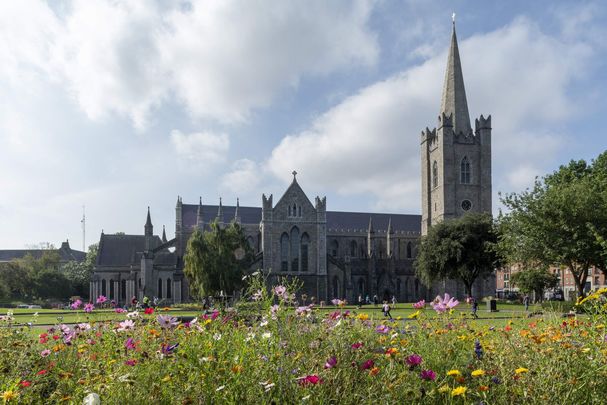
144,206,153,237
234,198,241,223
440,18,471,135
217,197,223,223
162,225,167,243
196,197,204,229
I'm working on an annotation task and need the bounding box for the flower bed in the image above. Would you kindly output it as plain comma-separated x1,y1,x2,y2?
1,288,606,403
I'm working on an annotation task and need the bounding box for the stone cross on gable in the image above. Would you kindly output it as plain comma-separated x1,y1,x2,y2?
292,170,297,180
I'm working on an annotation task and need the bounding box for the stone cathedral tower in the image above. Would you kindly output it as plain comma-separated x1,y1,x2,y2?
421,21,492,236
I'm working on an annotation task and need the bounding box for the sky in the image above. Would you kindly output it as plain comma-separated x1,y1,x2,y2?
1,0,606,250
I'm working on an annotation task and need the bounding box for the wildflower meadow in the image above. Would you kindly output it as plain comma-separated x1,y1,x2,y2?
1,281,607,404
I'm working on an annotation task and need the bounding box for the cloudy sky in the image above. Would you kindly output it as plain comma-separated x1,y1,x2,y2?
1,0,606,250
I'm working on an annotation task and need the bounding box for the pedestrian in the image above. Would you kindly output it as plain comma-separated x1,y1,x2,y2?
373,294,378,307
523,294,529,311
357,295,363,308
391,295,397,308
471,297,478,319
365,295,370,305
382,301,392,319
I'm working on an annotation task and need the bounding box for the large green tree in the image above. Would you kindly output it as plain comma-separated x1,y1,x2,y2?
499,153,607,298
415,213,500,297
61,244,99,298
184,220,254,300
510,267,559,301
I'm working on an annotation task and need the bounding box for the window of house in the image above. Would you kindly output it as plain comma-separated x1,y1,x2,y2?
460,156,471,184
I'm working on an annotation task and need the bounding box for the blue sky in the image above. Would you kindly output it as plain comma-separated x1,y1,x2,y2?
0,0,605,250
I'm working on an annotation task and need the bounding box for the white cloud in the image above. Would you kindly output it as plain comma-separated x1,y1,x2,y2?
266,17,593,212
220,159,262,194
170,129,229,168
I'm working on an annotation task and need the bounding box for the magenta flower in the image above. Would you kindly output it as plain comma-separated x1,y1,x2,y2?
96,295,107,305
157,314,179,329
40,349,51,357
324,356,337,369
420,369,436,381
115,308,126,314
83,303,94,313
124,338,136,350
70,299,82,310
125,359,137,366
351,342,364,350
413,299,426,309
432,293,459,313
375,324,390,334
297,375,323,386
406,354,423,368
360,359,374,370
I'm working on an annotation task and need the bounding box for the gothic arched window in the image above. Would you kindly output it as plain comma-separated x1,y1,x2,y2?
121,279,126,300
158,278,163,299
406,242,412,259
330,240,339,257
332,276,340,299
166,278,172,299
432,161,438,188
301,233,310,272
109,279,114,300
280,233,289,271
358,278,365,296
101,279,106,297
350,240,357,257
290,227,300,272
460,156,471,184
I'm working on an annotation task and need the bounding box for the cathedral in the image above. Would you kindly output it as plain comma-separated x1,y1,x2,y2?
90,21,495,306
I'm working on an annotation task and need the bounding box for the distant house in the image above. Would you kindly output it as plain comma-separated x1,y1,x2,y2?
0,240,86,264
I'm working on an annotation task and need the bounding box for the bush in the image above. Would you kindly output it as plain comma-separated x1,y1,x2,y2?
541,301,576,313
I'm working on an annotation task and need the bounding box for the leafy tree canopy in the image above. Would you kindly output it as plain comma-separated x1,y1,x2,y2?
415,213,500,297
184,220,255,300
510,267,559,300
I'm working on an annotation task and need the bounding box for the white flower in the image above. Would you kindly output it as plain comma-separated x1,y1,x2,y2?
117,319,135,332
262,332,272,339
213,333,222,341
126,311,140,319
216,385,225,392
259,319,269,327
83,393,101,405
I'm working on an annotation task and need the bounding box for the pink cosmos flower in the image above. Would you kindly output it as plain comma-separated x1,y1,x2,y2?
124,338,136,350
125,359,137,366
96,295,107,305
157,314,179,329
360,359,374,370
251,289,263,301
331,299,345,306
295,305,313,316
297,375,323,386
406,354,423,368
84,303,94,313
413,300,426,309
420,369,437,381
118,319,135,332
324,356,337,369
375,324,390,334
70,299,82,310
115,308,126,314
432,293,459,313
40,349,51,357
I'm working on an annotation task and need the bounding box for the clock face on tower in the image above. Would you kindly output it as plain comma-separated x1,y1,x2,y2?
461,199,472,211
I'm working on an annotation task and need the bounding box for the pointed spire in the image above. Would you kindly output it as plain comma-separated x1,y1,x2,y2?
440,18,471,135
176,195,182,207
367,216,374,234
196,197,204,228
144,206,153,237
234,198,241,223
162,225,167,243
387,217,394,234
217,197,223,222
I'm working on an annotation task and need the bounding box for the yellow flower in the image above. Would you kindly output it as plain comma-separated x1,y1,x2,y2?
451,386,467,397
357,313,369,321
162,375,171,382
447,369,461,376
515,367,529,374
438,385,450,393
1,390,18,402
408,310,420,319
471,369,485,377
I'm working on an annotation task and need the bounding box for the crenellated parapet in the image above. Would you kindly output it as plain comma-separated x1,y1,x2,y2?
438,112,453,129
475,114,491,131
315,196,326,212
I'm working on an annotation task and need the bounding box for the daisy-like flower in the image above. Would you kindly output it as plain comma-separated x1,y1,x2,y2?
447,369,461,376
406,354,423,368
144,307,154,315
432,293,459,314
40,349,51,357
157,315,179,329
70,299,82,310
420,369,436,381
124,338,136,351
118,319,135,332
83,303,95,313
324,356,337,369
96,295,107,305
127,311,140,319
451,386,467,397
360,359,374,370
375,324,391,334
413,300,426,309
295,305,313,316
251,289,263,301
297,375,323,386
515,367,529,374
351,342,363,350
273,285,287,299
471,369,485,377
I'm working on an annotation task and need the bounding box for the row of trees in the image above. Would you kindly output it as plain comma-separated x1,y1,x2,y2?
0,245,98,302
415,152,607,299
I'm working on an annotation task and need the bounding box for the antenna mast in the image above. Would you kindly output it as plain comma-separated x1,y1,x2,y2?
81,205,86,252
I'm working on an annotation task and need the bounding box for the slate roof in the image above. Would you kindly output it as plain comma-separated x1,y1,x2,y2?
181,204,421,233
0,241,86,263
97,234,174,267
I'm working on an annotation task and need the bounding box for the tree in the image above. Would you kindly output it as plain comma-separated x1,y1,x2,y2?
184,220,254,300
415,213,500,297
499,154,607,298
510,267,559,301
61,243,99,298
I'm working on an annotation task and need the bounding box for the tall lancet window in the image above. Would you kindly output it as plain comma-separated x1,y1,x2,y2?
280,233,289,271
432,161,438,188
460,156,471,184
290,227,300,272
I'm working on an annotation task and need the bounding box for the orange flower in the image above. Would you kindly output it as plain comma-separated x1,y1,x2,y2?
231,365,243,374
149,329,161,337
370,367,380,376
478,385,489,392
504,325,512,332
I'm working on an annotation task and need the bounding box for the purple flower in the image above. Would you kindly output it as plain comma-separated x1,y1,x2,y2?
96,295,107,305
360,359,374,370
70,299,82,310
474,339,484,360
161,343,179,355
124,338,136,351
125,359,137,366
432,293,459,313
83,303,94,313
420,369,436,381
324,356,337,369
295,305,313,316
413,300,426,309
157,314,179,329
406,354,423,368
375,324,391,334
